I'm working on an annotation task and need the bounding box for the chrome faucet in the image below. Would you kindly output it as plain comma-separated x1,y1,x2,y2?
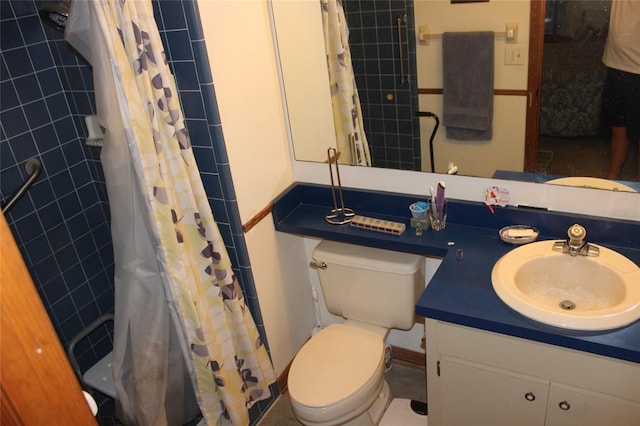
552,224,600,257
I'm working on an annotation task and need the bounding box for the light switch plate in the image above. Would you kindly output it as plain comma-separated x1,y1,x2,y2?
506,22,518,43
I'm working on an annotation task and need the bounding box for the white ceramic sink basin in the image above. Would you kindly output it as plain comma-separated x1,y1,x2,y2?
492,240,640,330
546,177,637,193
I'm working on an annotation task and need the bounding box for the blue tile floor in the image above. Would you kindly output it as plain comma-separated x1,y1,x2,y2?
95,397,201,426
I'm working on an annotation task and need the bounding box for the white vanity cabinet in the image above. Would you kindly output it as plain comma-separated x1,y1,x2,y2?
439,357,549,426
425,319,640,426
545,383,640,426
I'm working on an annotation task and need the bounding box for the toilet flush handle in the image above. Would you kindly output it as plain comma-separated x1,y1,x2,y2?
309,260,327,270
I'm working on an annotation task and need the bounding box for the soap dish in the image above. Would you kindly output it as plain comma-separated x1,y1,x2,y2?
499,225,539,245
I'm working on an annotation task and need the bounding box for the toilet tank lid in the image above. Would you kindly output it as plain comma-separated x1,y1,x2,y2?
313,240,424,275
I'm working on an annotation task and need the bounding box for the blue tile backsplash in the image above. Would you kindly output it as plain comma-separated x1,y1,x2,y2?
344,0,421,171
1,0,276,421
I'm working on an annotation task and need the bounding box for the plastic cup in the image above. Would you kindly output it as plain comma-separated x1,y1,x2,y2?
409,202,428,219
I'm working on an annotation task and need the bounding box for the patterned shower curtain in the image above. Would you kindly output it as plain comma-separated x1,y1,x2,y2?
65,1,275,425
321,0,372,166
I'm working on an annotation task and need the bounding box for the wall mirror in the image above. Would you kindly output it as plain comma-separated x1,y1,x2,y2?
272,0,638,193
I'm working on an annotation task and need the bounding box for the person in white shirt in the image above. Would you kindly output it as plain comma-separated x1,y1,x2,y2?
602,0,640,181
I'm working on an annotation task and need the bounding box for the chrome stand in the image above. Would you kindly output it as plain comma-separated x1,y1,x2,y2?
325,147,355,225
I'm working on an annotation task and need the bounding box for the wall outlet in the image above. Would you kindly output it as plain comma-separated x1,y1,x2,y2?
504,45,525,65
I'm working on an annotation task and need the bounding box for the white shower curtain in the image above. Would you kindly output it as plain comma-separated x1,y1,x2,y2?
321,0,371,166
66,1,275,425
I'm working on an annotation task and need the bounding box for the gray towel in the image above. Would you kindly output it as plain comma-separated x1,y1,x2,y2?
442,32,494,141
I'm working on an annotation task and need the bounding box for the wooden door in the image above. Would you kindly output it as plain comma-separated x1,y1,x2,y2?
525,0,546,172
1,213,97,425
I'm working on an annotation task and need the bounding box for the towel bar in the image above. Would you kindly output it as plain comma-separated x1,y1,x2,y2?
419,28,507,45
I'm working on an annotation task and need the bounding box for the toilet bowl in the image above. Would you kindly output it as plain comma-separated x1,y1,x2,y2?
288,240,425,425
288,323,391,425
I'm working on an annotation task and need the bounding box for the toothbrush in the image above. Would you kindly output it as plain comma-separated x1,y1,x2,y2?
429,186,438,217
436,181,445,220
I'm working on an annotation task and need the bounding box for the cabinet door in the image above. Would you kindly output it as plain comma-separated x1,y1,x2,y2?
546,383,640,426
440,357,549,426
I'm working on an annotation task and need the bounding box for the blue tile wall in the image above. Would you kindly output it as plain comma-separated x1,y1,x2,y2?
1,0,114,378
344,0,421,171
1,0,277,422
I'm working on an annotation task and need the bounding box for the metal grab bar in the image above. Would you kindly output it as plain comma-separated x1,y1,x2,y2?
66,313,114,391
397,14,409,84
416,111,440,173
1,157,42,214
349,133,357,166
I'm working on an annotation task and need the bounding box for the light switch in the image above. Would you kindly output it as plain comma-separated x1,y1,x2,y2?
506,22,518,43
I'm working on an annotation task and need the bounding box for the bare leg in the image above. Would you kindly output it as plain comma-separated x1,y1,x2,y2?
637,143,640,181
607,126,630,180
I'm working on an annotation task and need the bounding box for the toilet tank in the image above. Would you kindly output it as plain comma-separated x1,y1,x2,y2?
312,240,425,330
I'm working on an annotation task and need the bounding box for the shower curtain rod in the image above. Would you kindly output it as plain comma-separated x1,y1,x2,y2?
1,158,42,214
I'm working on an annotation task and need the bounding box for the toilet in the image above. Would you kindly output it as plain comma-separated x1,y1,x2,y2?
288,240,425,425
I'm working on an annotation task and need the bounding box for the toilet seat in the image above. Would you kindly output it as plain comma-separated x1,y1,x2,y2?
288,324,385,424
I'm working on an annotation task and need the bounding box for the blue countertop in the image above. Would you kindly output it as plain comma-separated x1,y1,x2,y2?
272,183,640,363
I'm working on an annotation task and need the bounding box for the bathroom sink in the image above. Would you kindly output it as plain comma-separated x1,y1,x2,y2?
491,240,640,330
546,177,637,193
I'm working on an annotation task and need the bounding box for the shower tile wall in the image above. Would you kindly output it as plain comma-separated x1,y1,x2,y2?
1,1,276,421
1,0,114,372
344,0,421,171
